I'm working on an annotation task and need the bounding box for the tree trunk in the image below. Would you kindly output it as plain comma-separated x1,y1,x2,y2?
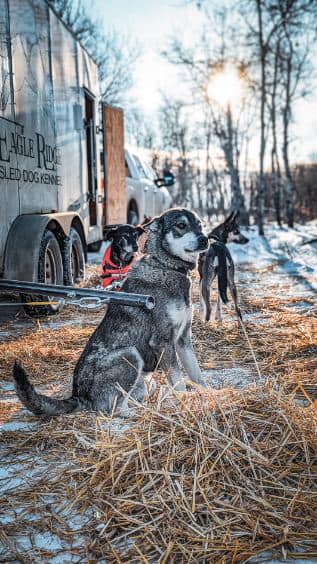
225,105,249,224
270,37,282,227
256,0,266,235
271,148,282,227
282,53,294,228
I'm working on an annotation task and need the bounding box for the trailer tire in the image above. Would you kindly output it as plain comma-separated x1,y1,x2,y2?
63,227,85,286
22,230,64,317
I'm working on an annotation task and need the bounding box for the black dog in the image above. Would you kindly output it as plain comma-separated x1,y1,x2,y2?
101,224,145,289
198,211,249,322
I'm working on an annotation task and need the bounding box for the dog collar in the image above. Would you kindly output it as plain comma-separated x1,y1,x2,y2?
208,233,221,242
148,254,193,274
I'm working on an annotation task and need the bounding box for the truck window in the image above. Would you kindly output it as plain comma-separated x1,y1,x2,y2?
133,155,147,179
125,159,132,178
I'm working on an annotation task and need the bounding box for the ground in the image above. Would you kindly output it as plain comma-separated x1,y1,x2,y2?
0,221,316,563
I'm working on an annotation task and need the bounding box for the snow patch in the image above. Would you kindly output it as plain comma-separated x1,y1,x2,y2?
202,367,259,389
228,220,317,276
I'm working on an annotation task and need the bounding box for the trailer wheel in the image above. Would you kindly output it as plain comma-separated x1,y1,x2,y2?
22,230,64,317
63,227,85,286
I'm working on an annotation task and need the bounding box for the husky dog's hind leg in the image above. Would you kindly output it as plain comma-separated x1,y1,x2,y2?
227,256,242,320
199,250,217,322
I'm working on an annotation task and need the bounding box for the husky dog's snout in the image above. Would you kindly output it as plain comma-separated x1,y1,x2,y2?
238,234,249,245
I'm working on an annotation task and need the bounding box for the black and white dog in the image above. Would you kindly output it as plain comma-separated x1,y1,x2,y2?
13,208,209,418
198,211,249,322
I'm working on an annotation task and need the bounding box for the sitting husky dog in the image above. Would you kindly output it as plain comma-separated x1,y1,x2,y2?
199,211,249,322
13,208,209,417
101,224,145,289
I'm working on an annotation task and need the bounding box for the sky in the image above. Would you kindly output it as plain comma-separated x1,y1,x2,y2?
94,0,204,112
94,0,317,163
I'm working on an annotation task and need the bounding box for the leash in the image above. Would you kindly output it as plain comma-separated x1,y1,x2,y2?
0,300,62,307
237,314,262,380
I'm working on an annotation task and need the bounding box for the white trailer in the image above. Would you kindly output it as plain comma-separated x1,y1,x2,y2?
0,0,128,294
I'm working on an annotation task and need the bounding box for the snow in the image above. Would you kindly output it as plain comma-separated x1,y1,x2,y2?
228,220,317,278
202,367,259,388
87,241,108,265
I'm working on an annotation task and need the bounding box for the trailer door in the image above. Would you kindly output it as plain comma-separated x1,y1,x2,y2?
102,105,126,225
84,91,98,226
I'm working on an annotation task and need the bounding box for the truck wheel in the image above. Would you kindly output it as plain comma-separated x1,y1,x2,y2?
63,227,85,286
22,230,64,317
127,206,139,225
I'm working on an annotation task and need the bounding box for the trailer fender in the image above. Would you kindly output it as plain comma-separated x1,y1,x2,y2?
3,213,86,281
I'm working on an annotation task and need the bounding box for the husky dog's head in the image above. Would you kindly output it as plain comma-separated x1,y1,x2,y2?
105,224,145,265
144,208,208,267
209,211,249,245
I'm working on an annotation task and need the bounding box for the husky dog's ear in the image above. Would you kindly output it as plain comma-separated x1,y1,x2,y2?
143,216,162,232
232,210,239,221
224,211,235,224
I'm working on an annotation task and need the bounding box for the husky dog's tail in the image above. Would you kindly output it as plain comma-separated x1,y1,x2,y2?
199,242,228,322
13,362,79,416
216,244,229,306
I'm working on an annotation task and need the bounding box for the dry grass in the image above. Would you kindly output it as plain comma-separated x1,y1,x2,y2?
1,389,317,562
0,263,317,561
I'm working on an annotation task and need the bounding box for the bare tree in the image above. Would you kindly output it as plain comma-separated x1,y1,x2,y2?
277,1,316,227
163,56,251,222
125,108,157,149
233,0,317,230
95,31,140,106
159,97,194,207
48,0,139,105
267,32,283,226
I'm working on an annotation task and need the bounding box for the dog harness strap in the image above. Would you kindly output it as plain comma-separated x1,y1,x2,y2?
101,244,133,288
208,233,221,242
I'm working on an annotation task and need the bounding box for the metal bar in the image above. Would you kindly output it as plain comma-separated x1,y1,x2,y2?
0,280,155,310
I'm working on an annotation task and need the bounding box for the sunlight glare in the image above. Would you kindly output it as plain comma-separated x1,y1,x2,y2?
207,64,244,110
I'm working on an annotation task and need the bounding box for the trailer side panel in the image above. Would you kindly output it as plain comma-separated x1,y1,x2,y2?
0,0,20,271
10,0,58,214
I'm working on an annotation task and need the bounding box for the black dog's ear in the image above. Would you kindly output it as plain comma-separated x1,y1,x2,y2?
232,210,239,221
105,227,118,241
141,215,152,226
136,225,146,237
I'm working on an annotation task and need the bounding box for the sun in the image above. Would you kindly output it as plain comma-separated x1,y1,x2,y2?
207,63,245,110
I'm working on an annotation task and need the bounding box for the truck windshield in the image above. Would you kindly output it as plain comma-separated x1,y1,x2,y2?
142,161,157,181
133,155,156,181
133,155,147,179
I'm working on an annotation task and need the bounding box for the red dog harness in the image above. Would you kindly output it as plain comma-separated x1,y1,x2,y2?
101,244,134,289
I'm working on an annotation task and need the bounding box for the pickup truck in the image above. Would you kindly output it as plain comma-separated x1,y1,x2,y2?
125,149,173,225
